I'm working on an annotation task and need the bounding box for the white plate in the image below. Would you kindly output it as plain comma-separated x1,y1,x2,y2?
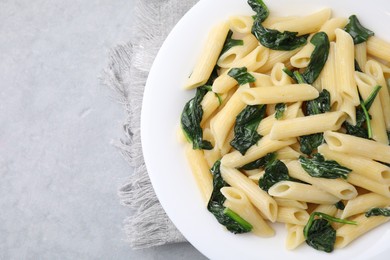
141,0,390,259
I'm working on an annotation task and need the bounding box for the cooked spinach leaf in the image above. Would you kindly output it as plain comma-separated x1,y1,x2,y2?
299,154,352,179
223,208,253,232
300,90,330,155
247,0,269,22
282,67,296,81
335,201,345,210
240,152,277,170
344,85,381,139
230,105,266,155
305,89,331,115
364,85,382,110
275,103,286,120
302,32,330,84
259,159,290,192
300,133,325,156
181,86,213,150
344,15,374,44
305,218,335,253
228,67,256,85
304,212,357,253
221,30,244,56
365,207,390,217
251,18,309,50
207,161,252,233
248,0,308,50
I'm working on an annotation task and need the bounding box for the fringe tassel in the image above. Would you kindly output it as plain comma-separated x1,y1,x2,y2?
101,0,199,249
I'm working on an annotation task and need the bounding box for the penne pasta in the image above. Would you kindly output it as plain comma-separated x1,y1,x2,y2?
268,181,340,204
269,111,346,140
184,21,230,89
324,131,390,164
286,160,358,200
221,187,275,237
240,84,319,105
220,165,278,222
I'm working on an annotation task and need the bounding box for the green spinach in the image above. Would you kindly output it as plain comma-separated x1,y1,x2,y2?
344,15,374,44
228,67,256,85
299,154,352,179
251,19,309,50
240,152,277,170
302,32,330,84
365,207,390,217
275,103,286,120
220,30,244,56
300,90,331,155
248,0,308,50
230,105,266,155
259,159,290,192
335,201,345,210
304,212,357,252
207,161,253,233
344,85,381,139
247,0,269,22
181,86,213,150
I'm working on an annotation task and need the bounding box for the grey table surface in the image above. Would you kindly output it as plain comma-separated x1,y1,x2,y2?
0,0,206,259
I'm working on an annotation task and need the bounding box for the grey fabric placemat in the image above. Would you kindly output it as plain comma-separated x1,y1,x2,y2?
101,0,199,249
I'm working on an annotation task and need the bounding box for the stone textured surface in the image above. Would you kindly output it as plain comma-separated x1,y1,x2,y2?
0,0,206,259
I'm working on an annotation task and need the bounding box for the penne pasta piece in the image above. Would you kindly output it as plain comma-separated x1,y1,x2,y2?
251,72,273,88
270,62,293,86
346,173,390,198
285,224,306,250
218,34,259,69
200,91,226,126
184,144,213,204
258,102,302,136
312,204,338,216
354,71,388,144
240,84,319,105
355,42,367,72
318,42,342,108
324,131,390,164
269,111,347,140
335,213,390,249
262,15,299,28
335,29,360,107
367,36,390,63
290,41,315,69
220,165,278,222
202,128,222,168
271,8,331,36
339,97,357,125
341,193,390,219
268,181,340,204
184,21,230,89
210,84,249,150
221,135,297,168
228,15,254,34
365,59,390,130
275,198,308,209
286,160,358,200
276,146,302,161
221,187,275,237
319,17,348,41
257,48,301,73
318,144,390,184
212,46,269,93
276,206,310,225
